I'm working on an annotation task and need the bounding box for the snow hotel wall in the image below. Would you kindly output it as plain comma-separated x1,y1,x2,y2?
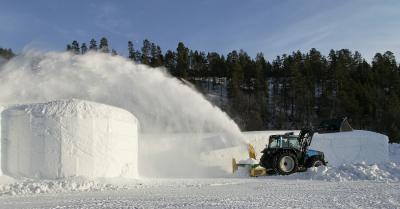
311,131,389,166
1,99,139,179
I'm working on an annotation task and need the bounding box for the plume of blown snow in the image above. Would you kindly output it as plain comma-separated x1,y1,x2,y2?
0,50,246,177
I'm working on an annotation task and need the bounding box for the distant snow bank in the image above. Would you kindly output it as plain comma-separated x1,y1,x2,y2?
311,131,390,166
1,99,139,179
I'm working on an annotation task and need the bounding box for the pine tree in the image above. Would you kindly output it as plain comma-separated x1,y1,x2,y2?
81,43,87,54
89,39,97,51
226,50,242,98
66,44,72,52
128,41,135,60
150,43,163,67
164,50,177,75
70,41,80,54
111,49,118,56
99,37,109,53
176,42,189,79
255,53,268,127
141,39,151,65
0,48,15,59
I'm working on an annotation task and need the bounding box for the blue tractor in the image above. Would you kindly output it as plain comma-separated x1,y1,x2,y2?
259,129,326,175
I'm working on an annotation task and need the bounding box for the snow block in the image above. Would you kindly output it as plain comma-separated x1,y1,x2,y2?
311,130,389,166
1,99,139,179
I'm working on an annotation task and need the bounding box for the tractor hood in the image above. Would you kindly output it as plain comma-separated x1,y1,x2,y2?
306,149,324,158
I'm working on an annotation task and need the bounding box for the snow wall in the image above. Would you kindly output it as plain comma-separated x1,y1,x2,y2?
1,99,139,179
310,131,389,166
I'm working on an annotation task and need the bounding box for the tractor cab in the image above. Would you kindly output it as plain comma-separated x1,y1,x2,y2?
268,134,301,150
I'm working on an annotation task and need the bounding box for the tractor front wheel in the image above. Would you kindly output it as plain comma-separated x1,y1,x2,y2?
309,158,324,167
274,152,298,175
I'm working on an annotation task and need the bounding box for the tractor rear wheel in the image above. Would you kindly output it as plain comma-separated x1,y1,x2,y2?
274,152,298,175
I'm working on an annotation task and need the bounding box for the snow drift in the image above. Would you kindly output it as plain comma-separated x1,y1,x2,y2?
1,99,139,179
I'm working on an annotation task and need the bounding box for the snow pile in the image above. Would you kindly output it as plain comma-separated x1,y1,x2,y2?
311,130,389,166
1,99,139,179
282,143,400,182
286,162,400,182
0,51,245,177
0,176,120,196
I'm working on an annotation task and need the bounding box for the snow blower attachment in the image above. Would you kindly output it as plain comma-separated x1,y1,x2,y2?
232,144,267,177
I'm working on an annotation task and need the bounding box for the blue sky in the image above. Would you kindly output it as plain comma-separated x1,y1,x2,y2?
0,0,399,61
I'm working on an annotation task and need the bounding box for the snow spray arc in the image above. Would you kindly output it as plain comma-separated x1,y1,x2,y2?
0,51,246,177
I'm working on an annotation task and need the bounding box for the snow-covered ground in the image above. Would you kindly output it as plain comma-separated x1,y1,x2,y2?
0,143,398,208
0,178,399,209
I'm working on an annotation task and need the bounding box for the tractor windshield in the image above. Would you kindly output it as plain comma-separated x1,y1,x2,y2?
268,136,301,150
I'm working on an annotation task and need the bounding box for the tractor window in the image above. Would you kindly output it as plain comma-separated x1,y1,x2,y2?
269,137,300,149
281,138,289,148
269,137,289,148
288,138,301,150
269,139,279,148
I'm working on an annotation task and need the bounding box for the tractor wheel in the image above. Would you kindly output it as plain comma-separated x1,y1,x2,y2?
309,158,324,168
273,152,298,175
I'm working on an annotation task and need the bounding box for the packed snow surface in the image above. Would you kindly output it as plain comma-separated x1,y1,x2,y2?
1,99,139,179
0,178,399,208
0,51,245,177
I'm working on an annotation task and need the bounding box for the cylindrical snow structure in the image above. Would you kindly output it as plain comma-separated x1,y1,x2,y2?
1,99,139,179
